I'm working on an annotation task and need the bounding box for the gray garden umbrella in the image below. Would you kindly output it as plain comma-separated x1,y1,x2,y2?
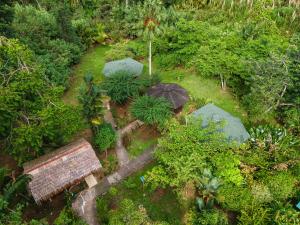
147,83,189,109
102,58,144,77
192,103,250,144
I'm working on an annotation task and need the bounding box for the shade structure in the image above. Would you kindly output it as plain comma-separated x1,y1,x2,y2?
102,58,144,77
192,103,250,144
147,83,189,109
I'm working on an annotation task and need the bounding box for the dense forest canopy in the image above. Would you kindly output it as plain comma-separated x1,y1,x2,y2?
0,0,299,224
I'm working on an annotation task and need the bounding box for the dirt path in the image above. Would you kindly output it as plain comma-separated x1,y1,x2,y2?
72,101,151,224
72,146,156,225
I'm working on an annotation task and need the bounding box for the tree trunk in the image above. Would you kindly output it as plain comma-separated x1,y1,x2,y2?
149,40,152,77
126,0,128,8
220,74,226,90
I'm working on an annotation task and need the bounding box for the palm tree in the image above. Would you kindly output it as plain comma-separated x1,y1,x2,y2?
141,0,166,77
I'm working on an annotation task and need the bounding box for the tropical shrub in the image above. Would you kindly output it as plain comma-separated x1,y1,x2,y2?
195,209,228,225
78,74,104,128
0,37,83,163
102,71,145,104
238,203,271,225
94,123,117,153
274,204,300,225
263,172,297,201
54,208,87,225
130,95,172,126
104,41,135,61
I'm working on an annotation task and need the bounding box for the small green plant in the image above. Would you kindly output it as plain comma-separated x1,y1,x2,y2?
94,123,117,155
130,95,172,126
195,209,229,225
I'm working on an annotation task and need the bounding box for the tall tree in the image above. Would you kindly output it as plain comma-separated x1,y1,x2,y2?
141,0,166,76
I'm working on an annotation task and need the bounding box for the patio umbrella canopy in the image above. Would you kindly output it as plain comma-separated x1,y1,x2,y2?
147,83,189,109
192,103,250,144
102,58,144,77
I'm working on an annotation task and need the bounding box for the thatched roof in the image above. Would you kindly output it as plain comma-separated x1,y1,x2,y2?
103,58,144,77
23,139,101,204
147,83,189,109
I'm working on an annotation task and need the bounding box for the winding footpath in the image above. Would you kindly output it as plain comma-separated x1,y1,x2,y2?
72,102,155,225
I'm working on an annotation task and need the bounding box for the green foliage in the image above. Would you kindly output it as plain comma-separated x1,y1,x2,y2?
195,209,228,225
78,74,104,128
0,204,48,225
243,55,292,116
102,71,145,104
0,0,14,37
54,208,87,225
274,204,300,225
146,119,230,190
96,198,109,224
12,3,84,88
196,169,220,210
218,184,253,211
0,37,82,164
212,151,243,186
102,154,118,175
109,198,150,225
130,95,172,126
94,123,117,152
72,19,106,48
104,42,135,61
263,172,296,201
238,202,271,225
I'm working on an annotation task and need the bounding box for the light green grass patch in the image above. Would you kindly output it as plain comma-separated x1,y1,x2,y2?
158,68,248,123
63,45,110,105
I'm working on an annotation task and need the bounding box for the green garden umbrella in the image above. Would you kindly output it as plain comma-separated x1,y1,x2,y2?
192,103,250,144
102,58,144,77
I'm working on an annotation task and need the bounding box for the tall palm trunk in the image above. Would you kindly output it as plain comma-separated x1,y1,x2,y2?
149,40,152,77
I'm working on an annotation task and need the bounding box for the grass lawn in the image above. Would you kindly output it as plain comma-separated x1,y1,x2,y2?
99,164,184,224
63,44,110,105
64,42,248,123
157,68,248,123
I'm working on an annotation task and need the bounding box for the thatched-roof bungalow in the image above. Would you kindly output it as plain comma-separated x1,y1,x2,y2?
23,139,101,204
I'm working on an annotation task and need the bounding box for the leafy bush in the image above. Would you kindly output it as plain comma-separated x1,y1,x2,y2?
263,172,296,201
102,71,145,104
274,204,300,225
72,19,106,48
78,74,104,128
238,203,271,225
94,123,117,152
54,208,87,225
130,95,172,126
195,209,228,225
104,41,135,61
96,198,109,224
218,185,253,211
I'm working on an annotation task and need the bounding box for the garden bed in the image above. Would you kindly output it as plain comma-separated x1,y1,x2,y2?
97,164,185,224
123,125,160,159
110,101,134,128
